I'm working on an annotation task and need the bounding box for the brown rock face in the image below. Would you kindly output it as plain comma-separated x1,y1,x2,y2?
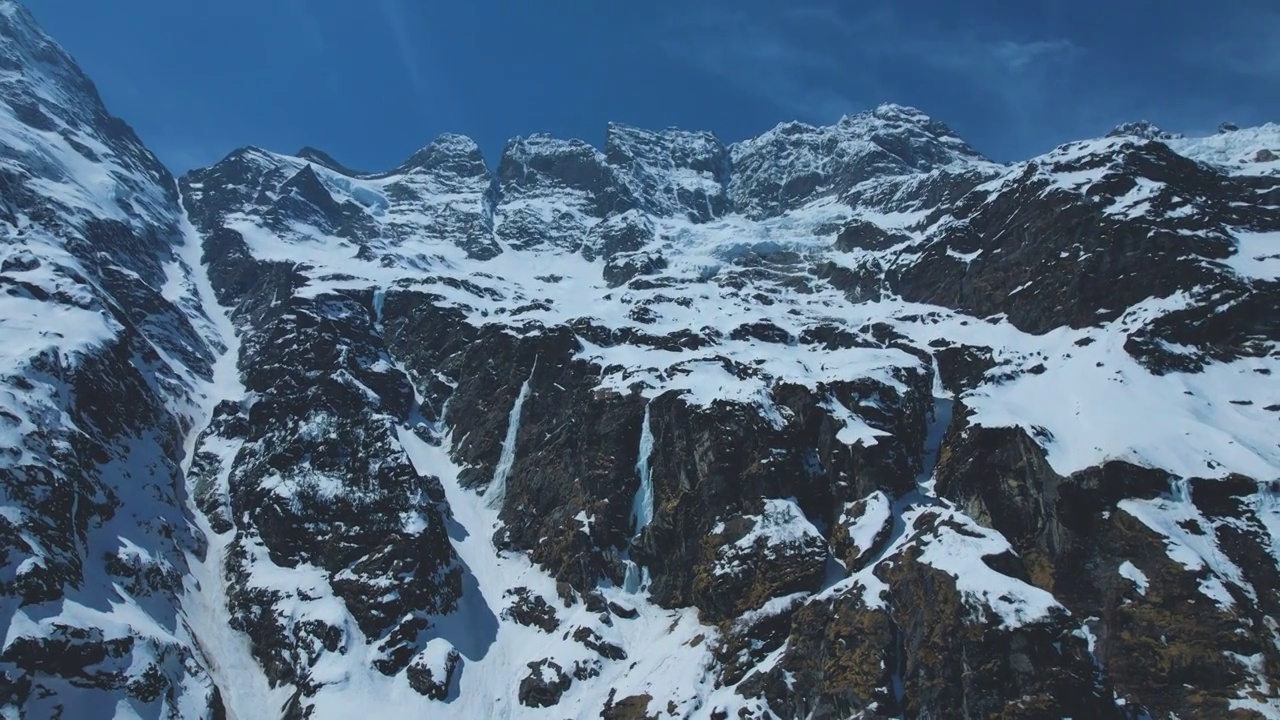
936,415,1280,717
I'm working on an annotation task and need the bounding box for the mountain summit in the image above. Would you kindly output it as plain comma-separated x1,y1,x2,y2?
2,2,1279,718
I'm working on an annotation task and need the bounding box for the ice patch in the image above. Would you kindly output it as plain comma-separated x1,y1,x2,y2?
1223,230,1280,280
486,358,537,509
838,492,892,558
1117,561,1149,596
630,402,656,539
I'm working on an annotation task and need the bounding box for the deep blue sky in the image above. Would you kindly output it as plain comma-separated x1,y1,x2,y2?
24,0,1280,174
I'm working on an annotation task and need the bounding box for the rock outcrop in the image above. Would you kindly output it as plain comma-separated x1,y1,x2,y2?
2,2,1279,717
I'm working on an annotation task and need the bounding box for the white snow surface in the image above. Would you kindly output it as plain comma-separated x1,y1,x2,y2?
174,215,287,719
837,492,893,559
196,123,1280,487
1117,561,1150,596
387,425,724,720
163,121,1280,715
728,498,824,551
6,25,1280,712
1167,124,1280,175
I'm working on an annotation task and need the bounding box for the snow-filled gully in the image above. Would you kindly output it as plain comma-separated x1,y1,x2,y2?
173,211,285,719
397,404,719,719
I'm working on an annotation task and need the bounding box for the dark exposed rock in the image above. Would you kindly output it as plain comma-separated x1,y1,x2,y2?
797,323,867,350
1107,121,1183,141
583,209,656,262
571,626,627,661
573,658,602,681
729,321,795,344
632,374,931,619
583,591,610,614
296,146,364,176
499,134,635,220
1123,280,1280,373
605,123,729,222
601,691,659,720
607,600,638,619
695,500,828,622
518,659,572,707
405,646,460,700
813,260,883,303
891,140,1260,337
263,164,367,236
932,343,996,394
6,4,1279,713
502,587,561,632
833,219,913,252
730,104,989,218
604,250,668,287
935,414,1280,717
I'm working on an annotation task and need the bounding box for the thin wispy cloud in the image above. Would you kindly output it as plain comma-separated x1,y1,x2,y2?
1211,10,1280,79
663,0,1082,147
990,39,1079,71
892,34,1079,80
377,0,428,98
660,0,1090,157
662,4,861,123
283,0,328,56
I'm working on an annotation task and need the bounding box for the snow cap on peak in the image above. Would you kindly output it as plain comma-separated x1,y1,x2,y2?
605,122,721,149
503,132,600,158
768,119,821,136
868,102,932,122
0,1,46,38
835,103,988,165
208,145,281,172
603,123,729,221
1106,121,1184,142
427,132,482,152
497,133,608,184
400,133,488,177
835,103,936,131
838,103,984,157
605,123,726,170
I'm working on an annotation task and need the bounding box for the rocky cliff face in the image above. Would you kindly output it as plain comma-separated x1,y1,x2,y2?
3,2,1280,718
0,2,226,716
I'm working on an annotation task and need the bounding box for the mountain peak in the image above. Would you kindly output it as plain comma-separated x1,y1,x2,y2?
868,102,932,122
7,3,1280,717
399,133,487,177
296,146,364,176
839,103,988,163
1106,120,1183,141
604,121,721,147
727,102,992,217
604,122,729,221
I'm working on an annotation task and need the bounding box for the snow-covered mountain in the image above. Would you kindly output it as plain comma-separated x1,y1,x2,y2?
2,2,1279,718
